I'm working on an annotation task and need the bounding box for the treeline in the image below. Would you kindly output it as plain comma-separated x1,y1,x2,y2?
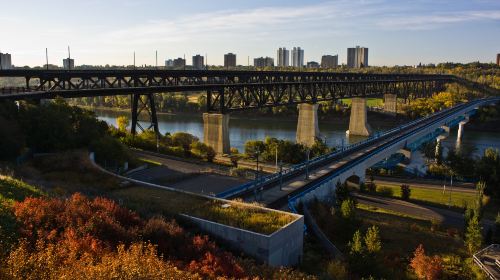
0,99,129,167
420,139,500,198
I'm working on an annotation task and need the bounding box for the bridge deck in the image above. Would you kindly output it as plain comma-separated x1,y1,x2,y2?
244,136,382,206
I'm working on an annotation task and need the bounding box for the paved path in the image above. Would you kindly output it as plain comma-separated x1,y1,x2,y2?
130,150,247,195
354,192,494,229
373,176,476,193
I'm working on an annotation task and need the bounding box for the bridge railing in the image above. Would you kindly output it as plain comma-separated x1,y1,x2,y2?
215,103,450,199
286,99,488,212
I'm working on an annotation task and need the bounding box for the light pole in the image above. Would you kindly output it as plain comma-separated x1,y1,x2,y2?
305,148,310,180
279,161,284,190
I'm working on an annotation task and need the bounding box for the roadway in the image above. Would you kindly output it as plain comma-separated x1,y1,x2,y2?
221,99,487,209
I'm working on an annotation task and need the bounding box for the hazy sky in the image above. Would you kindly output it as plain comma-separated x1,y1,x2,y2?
1,0,499,67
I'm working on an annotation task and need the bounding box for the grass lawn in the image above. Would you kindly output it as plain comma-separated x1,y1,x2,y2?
341,98,383,107
356,203,465,257
374,184,477,209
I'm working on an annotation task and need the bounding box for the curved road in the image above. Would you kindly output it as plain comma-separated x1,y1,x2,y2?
353,192,494,229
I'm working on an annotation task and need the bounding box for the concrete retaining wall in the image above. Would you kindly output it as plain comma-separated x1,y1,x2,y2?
182,212,304,267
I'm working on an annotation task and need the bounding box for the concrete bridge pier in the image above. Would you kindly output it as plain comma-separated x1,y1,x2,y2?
346,97,372,137
383,94,397,115
296,103,321,147
457,118,469,141
203,113,230,154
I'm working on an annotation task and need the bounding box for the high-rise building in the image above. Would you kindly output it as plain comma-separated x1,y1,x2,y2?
173,57,186,68
63,58,74,70
277,47,289,67
497,53,500,66
165,59,174,67
321,55,338,68
254,57,274,68
224,53,237,68
306,61,319,68
347,46,368,68
0,52,12,69
291,47,304,68
192,54,204,70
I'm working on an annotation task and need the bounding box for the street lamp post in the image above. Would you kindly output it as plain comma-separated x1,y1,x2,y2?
279,161,283,190
305,149,310,180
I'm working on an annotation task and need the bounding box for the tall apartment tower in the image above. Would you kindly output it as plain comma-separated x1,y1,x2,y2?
192,55,204,70
321,55,338,68
277,47,289,67
0,52,12,69
63,58,74,70
497,53,500,66
224,53,237,68
347,46,368,68
291,47,304,68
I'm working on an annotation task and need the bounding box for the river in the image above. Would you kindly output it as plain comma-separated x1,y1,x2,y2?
94,108,500,160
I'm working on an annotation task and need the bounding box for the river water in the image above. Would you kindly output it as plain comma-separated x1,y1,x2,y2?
94,108,500,160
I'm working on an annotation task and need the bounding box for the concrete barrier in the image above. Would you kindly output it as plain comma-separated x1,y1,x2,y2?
181,212,304,267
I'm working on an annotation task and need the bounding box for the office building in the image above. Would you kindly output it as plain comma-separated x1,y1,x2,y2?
277,47,289,67
192,55,204,70
165,59,174,67
224,53,237,68
347,46,368,68
0,52,12,69
497,53,500,66
173,57,186,68
291,47,304,68
63,58,74,70
254,57,274,67
306,61,319,68
321,55,338,68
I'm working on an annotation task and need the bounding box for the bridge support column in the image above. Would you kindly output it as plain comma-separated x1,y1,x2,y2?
296,103,321,147
203,113,230,154
346,97,372,137
383,94,397,115
457,118,469,141
131,93,159,135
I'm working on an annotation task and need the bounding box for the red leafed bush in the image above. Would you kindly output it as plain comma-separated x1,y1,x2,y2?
13,193,141,250
11,193,246,278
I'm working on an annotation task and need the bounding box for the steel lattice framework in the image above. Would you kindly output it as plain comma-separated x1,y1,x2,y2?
0,69,458,134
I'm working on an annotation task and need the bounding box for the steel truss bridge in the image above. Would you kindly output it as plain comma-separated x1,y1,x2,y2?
0,69,472,133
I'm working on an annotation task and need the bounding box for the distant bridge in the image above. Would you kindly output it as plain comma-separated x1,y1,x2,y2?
0,69,493,153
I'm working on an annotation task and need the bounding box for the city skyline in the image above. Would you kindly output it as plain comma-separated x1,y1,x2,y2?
1,0,499,67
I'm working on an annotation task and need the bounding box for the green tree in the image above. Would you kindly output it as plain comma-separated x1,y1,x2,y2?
349,230,364,255
335,181,350,205
400,184,411,200
340,199,356,220
364,226,382,254
465,214,483,254
171,132,198,155
244,140,265,158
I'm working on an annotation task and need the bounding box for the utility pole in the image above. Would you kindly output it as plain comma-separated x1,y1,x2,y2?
45,48,49,70
67,46,71,70
305,149,310,180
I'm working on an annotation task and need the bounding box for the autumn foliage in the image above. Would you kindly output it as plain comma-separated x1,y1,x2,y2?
5,193,248,279
410,244,443,280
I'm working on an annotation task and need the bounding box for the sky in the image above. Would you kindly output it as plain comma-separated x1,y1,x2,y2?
1,0,499,67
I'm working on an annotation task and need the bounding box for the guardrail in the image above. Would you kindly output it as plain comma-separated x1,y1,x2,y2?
215,99,472,199
287,98,493,212
473,244,500,280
